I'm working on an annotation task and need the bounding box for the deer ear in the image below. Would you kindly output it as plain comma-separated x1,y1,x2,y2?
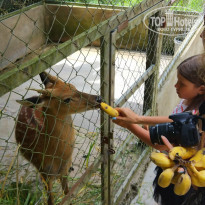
39,72,55,88
16,96,44,108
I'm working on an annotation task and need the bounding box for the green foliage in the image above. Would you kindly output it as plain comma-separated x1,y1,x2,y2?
71,183,101,204
57,0,204,10
62,0,143,7
0,182,42,205
0,0,42,15
188,0,204,12
173,0,204,12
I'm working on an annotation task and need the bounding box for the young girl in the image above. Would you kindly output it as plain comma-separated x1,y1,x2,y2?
113,54,205,205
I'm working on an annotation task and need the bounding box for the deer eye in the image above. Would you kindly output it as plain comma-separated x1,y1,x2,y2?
64,98,71,104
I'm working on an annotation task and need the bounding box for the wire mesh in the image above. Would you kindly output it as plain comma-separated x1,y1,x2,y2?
0,0,42,15
0,0,204,204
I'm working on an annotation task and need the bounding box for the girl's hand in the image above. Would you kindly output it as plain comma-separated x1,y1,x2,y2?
161,136,173,150
142,124,149,130
113,107,140,124
153,136,173,152
112,117,130,129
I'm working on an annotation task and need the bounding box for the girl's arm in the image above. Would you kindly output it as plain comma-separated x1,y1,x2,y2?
126,124,169,151
134,115,172,125
115,107,172,125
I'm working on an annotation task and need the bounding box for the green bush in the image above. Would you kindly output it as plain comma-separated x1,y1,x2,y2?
173,0,204,12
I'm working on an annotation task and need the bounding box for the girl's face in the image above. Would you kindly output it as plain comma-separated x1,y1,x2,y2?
175,72,203,100
200,28,205,49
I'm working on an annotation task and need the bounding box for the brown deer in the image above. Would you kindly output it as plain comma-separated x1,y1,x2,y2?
15,71,101,205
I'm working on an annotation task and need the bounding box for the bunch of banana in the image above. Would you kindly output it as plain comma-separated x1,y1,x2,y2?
150,146,200,196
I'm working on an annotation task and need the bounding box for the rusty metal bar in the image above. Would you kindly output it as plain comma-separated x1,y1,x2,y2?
100,33,111,205
100,27,117,205
109,29,117,205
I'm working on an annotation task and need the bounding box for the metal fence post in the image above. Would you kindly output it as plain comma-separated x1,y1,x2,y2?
143,12,160,115
100,34,109,205
109,29,117,205
100,29,116,204
153,31,163,115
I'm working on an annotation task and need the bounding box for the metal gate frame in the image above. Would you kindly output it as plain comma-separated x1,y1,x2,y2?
100,2,166,203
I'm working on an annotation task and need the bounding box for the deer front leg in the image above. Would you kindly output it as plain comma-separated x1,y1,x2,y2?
41,174,55,205
60,176,69,195
60,158,72,195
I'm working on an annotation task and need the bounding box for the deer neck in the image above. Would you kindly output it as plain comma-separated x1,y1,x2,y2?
41,108,74,135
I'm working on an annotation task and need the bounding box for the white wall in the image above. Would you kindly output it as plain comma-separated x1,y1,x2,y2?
157,24,205,116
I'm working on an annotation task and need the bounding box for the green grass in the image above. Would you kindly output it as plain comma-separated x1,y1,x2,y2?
70,183,101,205
0,182,43,205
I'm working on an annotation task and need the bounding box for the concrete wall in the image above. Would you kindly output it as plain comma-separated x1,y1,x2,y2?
1,4,199,72
45,4,148,50
0,4,150,71
0,5,46,70
157,25,205,116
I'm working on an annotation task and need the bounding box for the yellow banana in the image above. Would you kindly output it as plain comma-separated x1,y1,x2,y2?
169,146,197,160
150,152,175,168
171,167,185,185
171,172,182,185
100,102,119,117
190,148,205,169
187,164,205,187
158,168,175,188
174,172,191,196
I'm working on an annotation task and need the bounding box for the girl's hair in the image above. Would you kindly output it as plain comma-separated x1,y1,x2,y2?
177,54,205,111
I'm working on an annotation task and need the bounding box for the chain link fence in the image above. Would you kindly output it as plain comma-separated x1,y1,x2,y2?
0,0,203,204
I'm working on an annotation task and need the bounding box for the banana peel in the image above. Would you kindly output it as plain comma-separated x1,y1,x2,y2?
174,172,191,196
150,152,175,168
100,102,119,117
190,148,205,169
158,166,176,188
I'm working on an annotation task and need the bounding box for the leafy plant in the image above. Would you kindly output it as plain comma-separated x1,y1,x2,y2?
173,0,204,12
0,182,43,205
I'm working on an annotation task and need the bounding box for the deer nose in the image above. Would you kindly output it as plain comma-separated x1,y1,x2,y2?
96,96,102,103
